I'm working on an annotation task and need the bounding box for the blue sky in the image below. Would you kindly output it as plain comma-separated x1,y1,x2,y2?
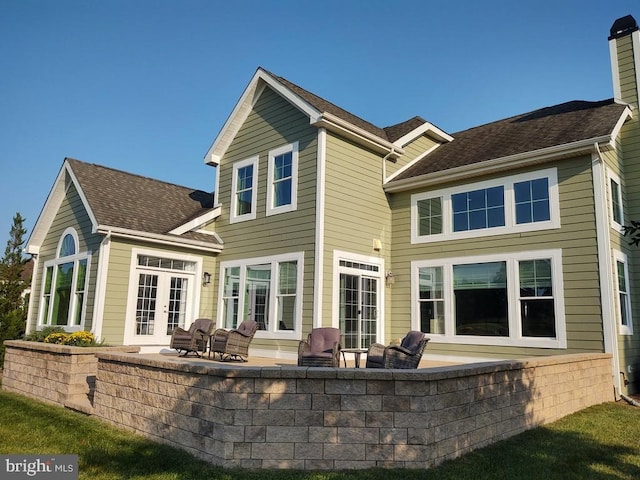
1,0,639,245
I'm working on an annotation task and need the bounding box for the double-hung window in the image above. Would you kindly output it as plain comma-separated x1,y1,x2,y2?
39,228,90,330
608,171,624,231
412,249,566,348
218,252,303,338
267,142,298,216
614,250,633,335
411,168,559,243
230,156,258,223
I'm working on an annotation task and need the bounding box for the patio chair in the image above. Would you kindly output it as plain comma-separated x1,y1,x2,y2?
210,319,258,362
298,327,342,367
170,318,213,357
365,331,429,369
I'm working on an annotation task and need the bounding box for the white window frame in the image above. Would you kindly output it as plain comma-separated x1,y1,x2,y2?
38,227,91,331
217,252,304,340
411,168,560,243
411,249,566,348
613,250,634,335
230,156,259,224
267,142,299,216
608,170,624,233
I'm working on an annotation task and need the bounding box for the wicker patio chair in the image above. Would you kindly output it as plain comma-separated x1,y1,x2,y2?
365,331,429,369
210,319,258,362
298,327,342,367
170,318,213,357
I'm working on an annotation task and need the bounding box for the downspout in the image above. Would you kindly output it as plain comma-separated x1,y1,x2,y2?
381,149,397,184
592,143,622,397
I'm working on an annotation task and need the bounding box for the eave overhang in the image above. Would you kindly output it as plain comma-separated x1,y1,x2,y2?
96,226,224,254
383,135,614,193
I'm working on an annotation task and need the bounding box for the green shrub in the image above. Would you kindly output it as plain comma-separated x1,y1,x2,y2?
24,326,66,342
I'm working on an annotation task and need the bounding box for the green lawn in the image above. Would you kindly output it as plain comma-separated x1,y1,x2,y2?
0,388,639,480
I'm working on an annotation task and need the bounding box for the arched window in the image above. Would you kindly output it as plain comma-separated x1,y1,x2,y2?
40,228,90,329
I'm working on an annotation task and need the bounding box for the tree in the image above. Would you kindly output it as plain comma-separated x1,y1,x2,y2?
0,212,28,365
623,221,640,246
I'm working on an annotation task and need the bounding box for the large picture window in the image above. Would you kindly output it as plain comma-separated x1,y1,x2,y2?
411,168,559,243
39,228,90,329
219,253,303,338
412,250,566,348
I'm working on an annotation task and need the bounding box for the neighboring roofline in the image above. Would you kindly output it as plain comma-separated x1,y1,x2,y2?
383,135,613,193
204,68,405,165
96,226,223,253
26,159,99,254
169,206,222,235
392,121,454,147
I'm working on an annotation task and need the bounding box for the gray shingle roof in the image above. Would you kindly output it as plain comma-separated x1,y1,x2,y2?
66,158,214,236
391,99,628,181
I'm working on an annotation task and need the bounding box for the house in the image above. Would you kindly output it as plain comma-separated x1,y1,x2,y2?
25,15,640,396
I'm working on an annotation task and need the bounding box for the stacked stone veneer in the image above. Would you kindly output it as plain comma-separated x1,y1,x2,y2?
93,352,613,470
2,340,139,412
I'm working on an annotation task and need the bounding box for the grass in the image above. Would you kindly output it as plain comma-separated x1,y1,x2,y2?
0,388,639,480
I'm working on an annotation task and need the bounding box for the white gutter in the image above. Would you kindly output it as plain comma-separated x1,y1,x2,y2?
591,145,622,396
384,135,613,193
95,226,223,253
312,112,404,158
91,230,111,342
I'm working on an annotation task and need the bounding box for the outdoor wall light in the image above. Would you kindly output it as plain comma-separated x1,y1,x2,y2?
202,272,211,286
385,271,395,285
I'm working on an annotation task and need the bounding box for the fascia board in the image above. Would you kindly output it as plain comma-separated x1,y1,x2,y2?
169,206,222,235
384,135,611,193
96,226,223,253
312,112,404,157
610,106,633,145
393,122,454,147
26,160,99,253
204,69,322,165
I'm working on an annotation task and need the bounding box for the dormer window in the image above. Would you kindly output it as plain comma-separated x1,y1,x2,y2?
39,228,90,330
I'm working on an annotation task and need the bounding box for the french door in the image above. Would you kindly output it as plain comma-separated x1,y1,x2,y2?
130,269,194,345
337,256,382,349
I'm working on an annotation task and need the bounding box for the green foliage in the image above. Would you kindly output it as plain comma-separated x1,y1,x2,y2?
0,213,28,367
43,331,98,347
24,326,67,342
623,220,640,246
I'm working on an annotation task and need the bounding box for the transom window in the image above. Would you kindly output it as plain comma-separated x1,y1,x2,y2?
39,228,90,330
412,249,566,348
230,156,258,223
219,252,303,338
411,168,559,243
267,142,298,216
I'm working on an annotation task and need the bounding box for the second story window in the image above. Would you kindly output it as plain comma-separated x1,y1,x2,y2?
609,171,624,230
267,142,298,216
411,168,559,243
230,156,259,223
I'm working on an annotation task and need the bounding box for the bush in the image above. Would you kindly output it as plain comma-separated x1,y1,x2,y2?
24,326,66,343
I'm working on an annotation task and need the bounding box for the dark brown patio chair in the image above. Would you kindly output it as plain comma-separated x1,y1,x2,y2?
210,319,258,362
170,318,213,357
365,331,429,369
298,327,342,367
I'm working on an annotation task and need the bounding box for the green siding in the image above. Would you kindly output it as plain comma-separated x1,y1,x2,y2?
389,156,605,359
323,133,392,340
387,135,440,179
615,33,640,393
213,86,318,352
29,180,101,332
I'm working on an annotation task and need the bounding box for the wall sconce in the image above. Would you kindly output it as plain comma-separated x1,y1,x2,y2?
385,271,395,285
373,239,382,251
202,272,211,286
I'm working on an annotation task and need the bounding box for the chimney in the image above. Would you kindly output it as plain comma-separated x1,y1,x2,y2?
609,15,640,106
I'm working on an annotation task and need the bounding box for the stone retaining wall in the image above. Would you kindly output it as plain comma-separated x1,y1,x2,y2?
93,352,613,470
2,340,139,413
